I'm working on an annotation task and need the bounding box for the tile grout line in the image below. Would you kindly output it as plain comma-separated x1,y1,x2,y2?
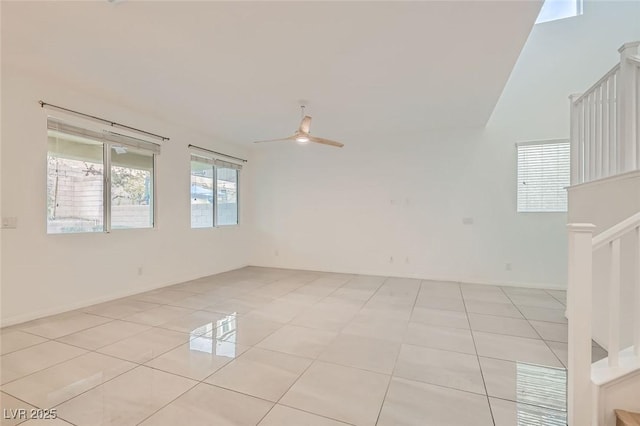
458,282,497,426
499,287,568,369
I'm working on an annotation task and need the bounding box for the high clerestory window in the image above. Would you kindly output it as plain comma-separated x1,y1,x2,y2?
47,118,158,233
536,0,583,24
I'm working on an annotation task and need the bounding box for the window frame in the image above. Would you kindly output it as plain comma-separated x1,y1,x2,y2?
47,117,159,234
189,154,241,229
516,139,570,214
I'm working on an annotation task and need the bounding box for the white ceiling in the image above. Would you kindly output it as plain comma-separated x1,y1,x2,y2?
2,1,542,145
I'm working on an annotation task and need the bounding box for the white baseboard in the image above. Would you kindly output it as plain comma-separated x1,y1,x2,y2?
247,262,567,291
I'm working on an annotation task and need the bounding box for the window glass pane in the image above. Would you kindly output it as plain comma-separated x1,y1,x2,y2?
191,161,214,228
47,132,104,234
111,146,154,229
536,0,582,24
216,167,238,226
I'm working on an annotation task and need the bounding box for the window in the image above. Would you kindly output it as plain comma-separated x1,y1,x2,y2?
47,118,158,233
517,140,570,213
190,153,241,227
536,0,583,24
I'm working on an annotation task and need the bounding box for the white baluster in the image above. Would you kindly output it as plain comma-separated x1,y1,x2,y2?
602,78,610,178
567,223,595,426
609,238,621,367
595,85,602,179
609,72,617,175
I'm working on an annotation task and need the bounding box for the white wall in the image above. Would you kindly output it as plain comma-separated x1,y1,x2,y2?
0,65,251,326
249,0,640,288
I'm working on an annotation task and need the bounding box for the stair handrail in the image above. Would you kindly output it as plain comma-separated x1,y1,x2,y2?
593,211,640,250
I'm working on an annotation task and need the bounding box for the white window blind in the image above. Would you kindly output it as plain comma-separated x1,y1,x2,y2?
517,140,570,213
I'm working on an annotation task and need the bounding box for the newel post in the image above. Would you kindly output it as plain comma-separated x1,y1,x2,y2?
567,223,596,426
617,41,640,173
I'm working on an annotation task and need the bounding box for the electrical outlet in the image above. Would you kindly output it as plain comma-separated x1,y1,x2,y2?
137,266,143,276
405,257,409,264
389,256,394,263
462,217,474,225
274,249,279,256
505,263,512,271
1,217,17,229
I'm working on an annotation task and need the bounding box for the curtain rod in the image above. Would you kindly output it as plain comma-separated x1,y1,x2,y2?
39,101,170,142
188,144,247,163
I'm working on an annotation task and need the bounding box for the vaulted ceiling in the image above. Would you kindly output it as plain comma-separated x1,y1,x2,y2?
2,1,542,145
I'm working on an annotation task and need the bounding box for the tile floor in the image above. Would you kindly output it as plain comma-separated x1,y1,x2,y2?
0,267,606,426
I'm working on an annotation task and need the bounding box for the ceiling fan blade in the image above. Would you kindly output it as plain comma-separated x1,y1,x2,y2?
253,136,296,143
308,135,344,148
299,116,312,133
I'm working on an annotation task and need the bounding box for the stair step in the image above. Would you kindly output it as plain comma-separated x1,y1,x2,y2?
616,410,640,426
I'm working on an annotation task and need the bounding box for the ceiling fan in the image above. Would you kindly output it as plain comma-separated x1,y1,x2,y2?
254,106,344,148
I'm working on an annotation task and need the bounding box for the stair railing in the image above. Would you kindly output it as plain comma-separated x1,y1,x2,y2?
569,42,640,185
567,211,640,425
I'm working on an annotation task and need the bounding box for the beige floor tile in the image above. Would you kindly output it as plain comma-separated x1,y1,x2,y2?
341,315,408,343
468,313,538,338
56,366,196,426
415,294,466,312
156,310,233,335
518,306,567,323
56,320,150,350
249,300,311,323
257,325,337,358
464,300,524,318
205,295,274,315
122,305,194,326
377,377,493,426
2,352,135,407
478,357,519,400
410,306,469,329
97,327,190,363
258,405,350,426
18,313,111,339
0,392,36,426
145,338,248,380
202,313,284,346
17,419,74,425
508,294,565,310
139,383,272,426
290,306,358,332
529,320,568,343
132,289,195,305
206,347,312,401
1,341,86,385
473,332,562,367
404,322,476,354
394,344,485,394
0,330,48,355
489,397,566,426
280,361,389,426
82,300,160,319
318,334,401,374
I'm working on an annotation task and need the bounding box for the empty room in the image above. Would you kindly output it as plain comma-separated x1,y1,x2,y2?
1,1,640,425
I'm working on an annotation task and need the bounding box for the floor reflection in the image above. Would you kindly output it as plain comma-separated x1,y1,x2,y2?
515,363,567,425
189,313,237,357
